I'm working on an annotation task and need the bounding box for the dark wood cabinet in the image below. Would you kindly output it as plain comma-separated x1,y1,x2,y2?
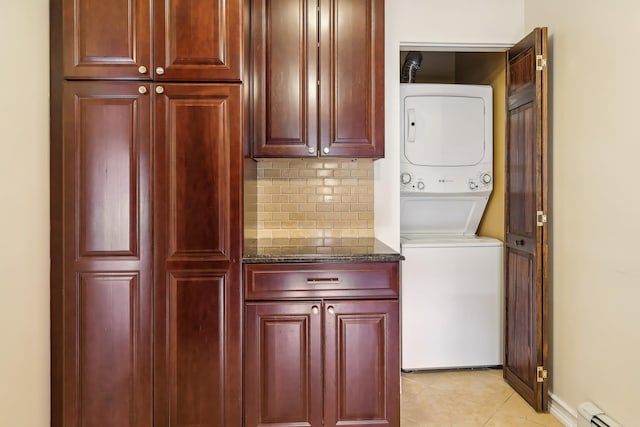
245,302,323,427
57,81,244,427
324,300,399,427
154,84,243,427
252,0,384,158
51,0,248,427
62,0,152,79
55,0,247,423
153,0,243,81
62,0,243,81
244,263,400,427
61,81,153,427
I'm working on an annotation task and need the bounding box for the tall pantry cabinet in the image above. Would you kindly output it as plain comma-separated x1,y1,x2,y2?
50,1,247,426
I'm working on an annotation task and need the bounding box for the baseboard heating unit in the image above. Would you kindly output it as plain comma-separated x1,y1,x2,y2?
578,402,622,427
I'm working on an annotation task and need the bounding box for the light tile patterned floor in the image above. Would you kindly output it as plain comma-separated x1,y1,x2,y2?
401,369,565,426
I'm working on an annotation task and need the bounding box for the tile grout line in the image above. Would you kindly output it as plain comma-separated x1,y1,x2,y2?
482,389,515,426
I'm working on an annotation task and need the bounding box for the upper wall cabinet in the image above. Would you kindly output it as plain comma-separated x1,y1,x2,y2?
252,0,384,158
62,0,243,81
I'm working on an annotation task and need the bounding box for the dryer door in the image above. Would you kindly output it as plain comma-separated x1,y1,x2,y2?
403,95,487,167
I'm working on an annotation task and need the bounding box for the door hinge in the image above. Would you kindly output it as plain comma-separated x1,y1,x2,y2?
536,366,548,383
536,55,547,71
537,210,547,227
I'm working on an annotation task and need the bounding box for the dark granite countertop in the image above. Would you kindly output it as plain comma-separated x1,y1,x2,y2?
243,238,403,263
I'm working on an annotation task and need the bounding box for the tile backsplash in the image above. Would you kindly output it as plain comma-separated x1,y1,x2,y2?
255,159,374,238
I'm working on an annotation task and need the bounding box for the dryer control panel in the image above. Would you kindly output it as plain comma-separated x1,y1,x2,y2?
400,166,493,195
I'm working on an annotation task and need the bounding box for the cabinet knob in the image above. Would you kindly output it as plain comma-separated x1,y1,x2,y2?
308,146,315,154
155,86,164,94
138,65,147,74
327,306,335,314
323,147,330,154
138,86,147,94
156,67,165,75
311,305,319,315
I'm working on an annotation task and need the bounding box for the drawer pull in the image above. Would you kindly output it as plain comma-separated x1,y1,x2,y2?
306,277,340,285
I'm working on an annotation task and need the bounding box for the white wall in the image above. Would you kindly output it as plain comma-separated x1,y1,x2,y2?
525,1,640,425
0,1,50,426
376,0,525,249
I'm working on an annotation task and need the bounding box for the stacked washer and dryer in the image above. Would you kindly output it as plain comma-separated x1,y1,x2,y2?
400,83,503,371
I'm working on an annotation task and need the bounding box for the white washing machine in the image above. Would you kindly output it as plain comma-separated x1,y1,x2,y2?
401,235,503,370
399,83,503,370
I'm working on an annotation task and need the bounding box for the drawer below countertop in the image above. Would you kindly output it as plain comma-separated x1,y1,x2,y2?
244,261,399,300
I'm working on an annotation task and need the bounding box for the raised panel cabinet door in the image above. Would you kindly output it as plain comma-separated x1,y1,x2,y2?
154,84,243,427
61,81,153,427
154,0,243,81
62,0,153,79
245,302,323,427
319,0,384,158
251,0,318,157
324,300,400,427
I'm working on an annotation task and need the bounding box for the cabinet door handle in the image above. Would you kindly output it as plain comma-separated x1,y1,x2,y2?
327,306,335,315
311,305,319,315
306,277,340,285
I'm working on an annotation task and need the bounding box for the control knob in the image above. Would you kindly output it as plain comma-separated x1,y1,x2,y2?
417,181,425,190
468,181,478,190
481,173,492,184
400,172,412,185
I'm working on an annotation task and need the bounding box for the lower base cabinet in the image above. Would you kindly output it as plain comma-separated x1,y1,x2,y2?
243,263,400,427
245,302,324,427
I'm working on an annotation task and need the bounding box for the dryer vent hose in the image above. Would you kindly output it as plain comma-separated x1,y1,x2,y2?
401,51,423,83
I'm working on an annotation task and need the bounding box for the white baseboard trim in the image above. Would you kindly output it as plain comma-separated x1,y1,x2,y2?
549,392,578,427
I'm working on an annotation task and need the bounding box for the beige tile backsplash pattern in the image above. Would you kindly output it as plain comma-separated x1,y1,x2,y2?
256,159,375,238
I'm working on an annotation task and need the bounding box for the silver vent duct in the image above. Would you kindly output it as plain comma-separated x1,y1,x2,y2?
401,51,423,83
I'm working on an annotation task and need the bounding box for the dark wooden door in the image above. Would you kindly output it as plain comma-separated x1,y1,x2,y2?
318,0,384,158
324,300,400,427
62,0,152,79
503,27,550,412
61,81,153,427
251,0,318,157
154,0,243,81
244,302,323,427
154,84,243,427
